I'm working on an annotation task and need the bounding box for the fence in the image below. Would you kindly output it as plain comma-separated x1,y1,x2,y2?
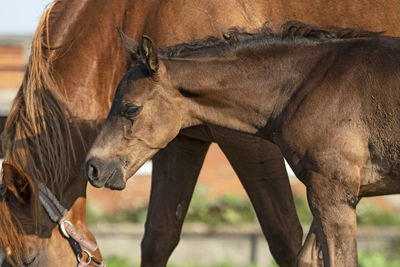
91,224,400,266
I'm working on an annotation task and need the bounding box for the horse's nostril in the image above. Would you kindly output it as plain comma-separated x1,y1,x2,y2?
88,164,98,180
86,159,99,181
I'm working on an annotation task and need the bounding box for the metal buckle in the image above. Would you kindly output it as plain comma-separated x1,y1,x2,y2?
60,219,73,238
77,250,92,266
59,219,105,266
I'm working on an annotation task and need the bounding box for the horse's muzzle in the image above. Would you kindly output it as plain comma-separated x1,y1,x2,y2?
85,158,125,190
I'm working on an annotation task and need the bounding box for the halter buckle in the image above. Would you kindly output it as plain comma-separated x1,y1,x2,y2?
77,250,92,266
60,219,73,238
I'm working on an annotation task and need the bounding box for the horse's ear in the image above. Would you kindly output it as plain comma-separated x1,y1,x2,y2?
140,35,159,73
2,162,32,204
117,27,139,59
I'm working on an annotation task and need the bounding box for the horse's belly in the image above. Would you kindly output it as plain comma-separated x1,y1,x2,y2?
359,162,400,197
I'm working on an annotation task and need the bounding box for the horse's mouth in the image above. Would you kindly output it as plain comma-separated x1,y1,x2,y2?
85,158,125,189
104,168,126,190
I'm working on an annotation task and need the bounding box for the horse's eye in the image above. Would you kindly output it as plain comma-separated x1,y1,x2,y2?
121,103,143,118
23,254,38,266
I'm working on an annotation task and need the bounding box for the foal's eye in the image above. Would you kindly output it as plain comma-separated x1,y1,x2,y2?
121,103,143,118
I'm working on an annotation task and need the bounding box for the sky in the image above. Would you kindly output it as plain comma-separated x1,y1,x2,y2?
0,0,53,35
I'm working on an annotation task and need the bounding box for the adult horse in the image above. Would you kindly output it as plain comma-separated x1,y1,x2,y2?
1,0,305,266
2,0,400,266
85,22,399,267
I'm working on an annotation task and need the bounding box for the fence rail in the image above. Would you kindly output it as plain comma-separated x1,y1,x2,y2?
90,224,400,265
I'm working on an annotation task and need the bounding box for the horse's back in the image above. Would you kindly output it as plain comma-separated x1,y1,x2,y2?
139,0,267,46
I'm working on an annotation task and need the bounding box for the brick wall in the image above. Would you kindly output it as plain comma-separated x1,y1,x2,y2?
0,45,25,89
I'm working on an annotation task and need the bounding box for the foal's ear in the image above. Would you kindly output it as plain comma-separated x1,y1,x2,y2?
2,162,32,204
117,27,139,58
140,35,159,73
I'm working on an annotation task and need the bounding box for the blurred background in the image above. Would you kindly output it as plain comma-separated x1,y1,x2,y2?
1,1,400,266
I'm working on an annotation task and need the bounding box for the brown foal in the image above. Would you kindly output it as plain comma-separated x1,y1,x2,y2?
86,22,399,266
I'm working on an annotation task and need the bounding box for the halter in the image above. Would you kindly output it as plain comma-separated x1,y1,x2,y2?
38,182,106,267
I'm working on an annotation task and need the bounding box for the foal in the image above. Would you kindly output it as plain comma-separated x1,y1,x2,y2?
86,21,400,266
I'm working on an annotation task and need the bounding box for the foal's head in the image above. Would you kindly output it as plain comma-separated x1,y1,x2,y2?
85,31,185,189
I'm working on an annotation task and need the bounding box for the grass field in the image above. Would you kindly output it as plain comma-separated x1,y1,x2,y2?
104,252,400,267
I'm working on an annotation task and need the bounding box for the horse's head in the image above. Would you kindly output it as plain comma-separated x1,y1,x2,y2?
85,31,184,189
0,161,72,266
0,162,41,266
0,159,102,266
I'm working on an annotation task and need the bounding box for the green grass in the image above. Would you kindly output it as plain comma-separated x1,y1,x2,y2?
358,251,400,267
88,186,400,227
106,252,400,267
88,186,257,226
104,255,133,267
356,202,400,226
87,201,148,224
105,255,277,267
293,196,400,227
185,186,256,225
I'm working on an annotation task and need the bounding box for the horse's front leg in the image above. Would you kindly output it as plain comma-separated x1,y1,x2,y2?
141,133,210,267
210,125,303,267
304,170,359,267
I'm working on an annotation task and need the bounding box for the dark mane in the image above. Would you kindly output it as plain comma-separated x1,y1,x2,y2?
0,0,78,264
160,20,384,58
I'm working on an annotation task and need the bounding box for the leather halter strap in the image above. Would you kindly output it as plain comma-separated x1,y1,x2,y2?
38,182,106,267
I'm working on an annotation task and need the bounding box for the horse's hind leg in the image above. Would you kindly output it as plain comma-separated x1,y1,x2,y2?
296,220,323,267
304,170,359,267
141,134,210,267
210,126,303,267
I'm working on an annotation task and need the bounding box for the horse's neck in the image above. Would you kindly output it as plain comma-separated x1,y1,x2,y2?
166,42,333,134
31,0,144,208
47,0,154,121
46,0,270,122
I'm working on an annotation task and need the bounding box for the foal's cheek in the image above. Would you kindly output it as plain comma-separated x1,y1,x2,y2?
147,110,182,148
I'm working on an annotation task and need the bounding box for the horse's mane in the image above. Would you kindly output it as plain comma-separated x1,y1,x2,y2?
0,0,77,263
160,20,384,58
